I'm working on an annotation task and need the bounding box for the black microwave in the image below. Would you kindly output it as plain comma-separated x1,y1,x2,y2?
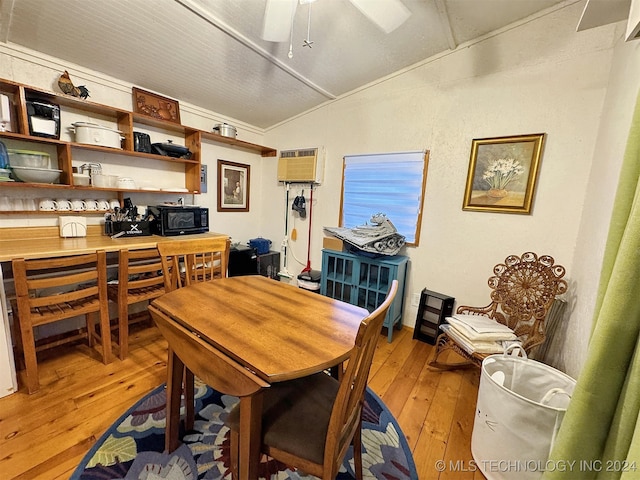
149,205,209,236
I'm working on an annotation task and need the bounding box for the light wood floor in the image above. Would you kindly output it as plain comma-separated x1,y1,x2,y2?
0,323,487,480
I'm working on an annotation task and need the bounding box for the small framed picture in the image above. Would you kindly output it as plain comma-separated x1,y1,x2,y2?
462,133,545,214
217,159,250,212
132,87,181,124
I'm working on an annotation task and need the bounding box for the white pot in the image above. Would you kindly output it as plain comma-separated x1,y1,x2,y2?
70,122,124,149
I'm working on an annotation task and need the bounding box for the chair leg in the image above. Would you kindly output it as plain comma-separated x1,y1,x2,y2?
99,309,112,365
117,301,129,360
86,312,96,348
353,416,363,480
18,315,39,394
10,305,25,371
86,309,114,365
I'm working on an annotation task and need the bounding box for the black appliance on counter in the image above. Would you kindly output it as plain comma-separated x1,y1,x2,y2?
26,99,60,139
148,205,209,236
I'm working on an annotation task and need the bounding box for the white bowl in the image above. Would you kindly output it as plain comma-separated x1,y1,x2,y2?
10,166,61,184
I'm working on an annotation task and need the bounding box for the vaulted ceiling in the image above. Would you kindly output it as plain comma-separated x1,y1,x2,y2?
0,0,570,128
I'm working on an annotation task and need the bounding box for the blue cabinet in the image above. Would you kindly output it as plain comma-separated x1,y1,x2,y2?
320,249,408,342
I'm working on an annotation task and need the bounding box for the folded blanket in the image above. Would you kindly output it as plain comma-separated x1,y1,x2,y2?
447,314,517,341
446,314,515,340
440,324,504,354
440,324,505,354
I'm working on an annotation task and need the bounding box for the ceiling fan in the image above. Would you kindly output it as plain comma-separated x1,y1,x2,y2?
261,0,412,43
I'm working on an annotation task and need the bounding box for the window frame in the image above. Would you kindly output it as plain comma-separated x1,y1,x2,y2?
338,150,429,247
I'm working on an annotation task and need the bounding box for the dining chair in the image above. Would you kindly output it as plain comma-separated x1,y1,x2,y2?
156,236,230,432
148,303,269,453
226,279,398,480
157,237,230,292
11,251,112,394
107,248,165,360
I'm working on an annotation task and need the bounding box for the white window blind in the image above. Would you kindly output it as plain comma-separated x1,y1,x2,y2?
341,151,427,245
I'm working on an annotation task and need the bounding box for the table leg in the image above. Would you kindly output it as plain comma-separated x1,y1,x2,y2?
238,391,264,480
165,347,184,453
184,367,195,430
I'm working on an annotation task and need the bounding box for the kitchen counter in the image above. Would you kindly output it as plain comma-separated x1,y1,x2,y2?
0,225,228,262
0,225,229,398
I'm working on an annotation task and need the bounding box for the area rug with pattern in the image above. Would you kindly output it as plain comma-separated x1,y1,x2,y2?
70,380,418,479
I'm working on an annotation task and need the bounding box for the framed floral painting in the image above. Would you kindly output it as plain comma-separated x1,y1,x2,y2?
462,133,545,214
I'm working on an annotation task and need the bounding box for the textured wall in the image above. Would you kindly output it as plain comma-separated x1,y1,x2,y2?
261,2,628,377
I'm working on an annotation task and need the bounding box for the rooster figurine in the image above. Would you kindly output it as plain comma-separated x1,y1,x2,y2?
58,71,90,99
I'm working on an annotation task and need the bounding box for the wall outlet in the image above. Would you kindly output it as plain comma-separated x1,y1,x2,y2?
411,292,421,307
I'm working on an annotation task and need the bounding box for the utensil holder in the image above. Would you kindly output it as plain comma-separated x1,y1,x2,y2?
104,220,151,237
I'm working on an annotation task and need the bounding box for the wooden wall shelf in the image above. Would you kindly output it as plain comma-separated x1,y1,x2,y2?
0,77,277,198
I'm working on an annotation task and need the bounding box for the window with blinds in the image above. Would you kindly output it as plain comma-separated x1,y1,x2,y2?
340,151,428,245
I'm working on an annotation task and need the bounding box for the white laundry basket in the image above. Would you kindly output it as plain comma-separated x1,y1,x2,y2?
472,349,575,480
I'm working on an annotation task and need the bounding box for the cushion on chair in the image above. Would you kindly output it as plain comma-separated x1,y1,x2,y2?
227,372,339,465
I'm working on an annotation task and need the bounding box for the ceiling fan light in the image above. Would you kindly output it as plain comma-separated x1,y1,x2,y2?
348,0,411,34
262,0,298,42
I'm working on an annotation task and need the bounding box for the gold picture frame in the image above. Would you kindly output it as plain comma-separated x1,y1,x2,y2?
462,133,545,214
132,87,181,124
217,159,250,212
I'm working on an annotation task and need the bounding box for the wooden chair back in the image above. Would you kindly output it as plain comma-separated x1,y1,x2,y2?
107,247,165,359
12,251,112,393
226,280,398,479
157,237,230,292
322,279,398,476
154,236,230,449
457,252,567,352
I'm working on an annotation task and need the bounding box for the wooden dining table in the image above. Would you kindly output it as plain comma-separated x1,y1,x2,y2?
148,275,369,480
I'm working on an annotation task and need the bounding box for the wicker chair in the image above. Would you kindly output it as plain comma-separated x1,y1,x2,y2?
429,252,567,370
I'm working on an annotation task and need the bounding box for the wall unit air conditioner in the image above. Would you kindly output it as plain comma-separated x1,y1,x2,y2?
277,147,324,184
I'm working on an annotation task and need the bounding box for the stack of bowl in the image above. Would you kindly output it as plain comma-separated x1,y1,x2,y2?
8,149,62,184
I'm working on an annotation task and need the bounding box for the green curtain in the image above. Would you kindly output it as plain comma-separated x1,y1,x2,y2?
542,91,640,480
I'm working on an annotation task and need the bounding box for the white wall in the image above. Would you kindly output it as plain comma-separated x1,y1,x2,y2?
260,2,628,378
559,30,640,374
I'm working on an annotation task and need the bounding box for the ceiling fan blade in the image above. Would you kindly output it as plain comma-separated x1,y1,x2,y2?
262,0,298,42
348,0,411,33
